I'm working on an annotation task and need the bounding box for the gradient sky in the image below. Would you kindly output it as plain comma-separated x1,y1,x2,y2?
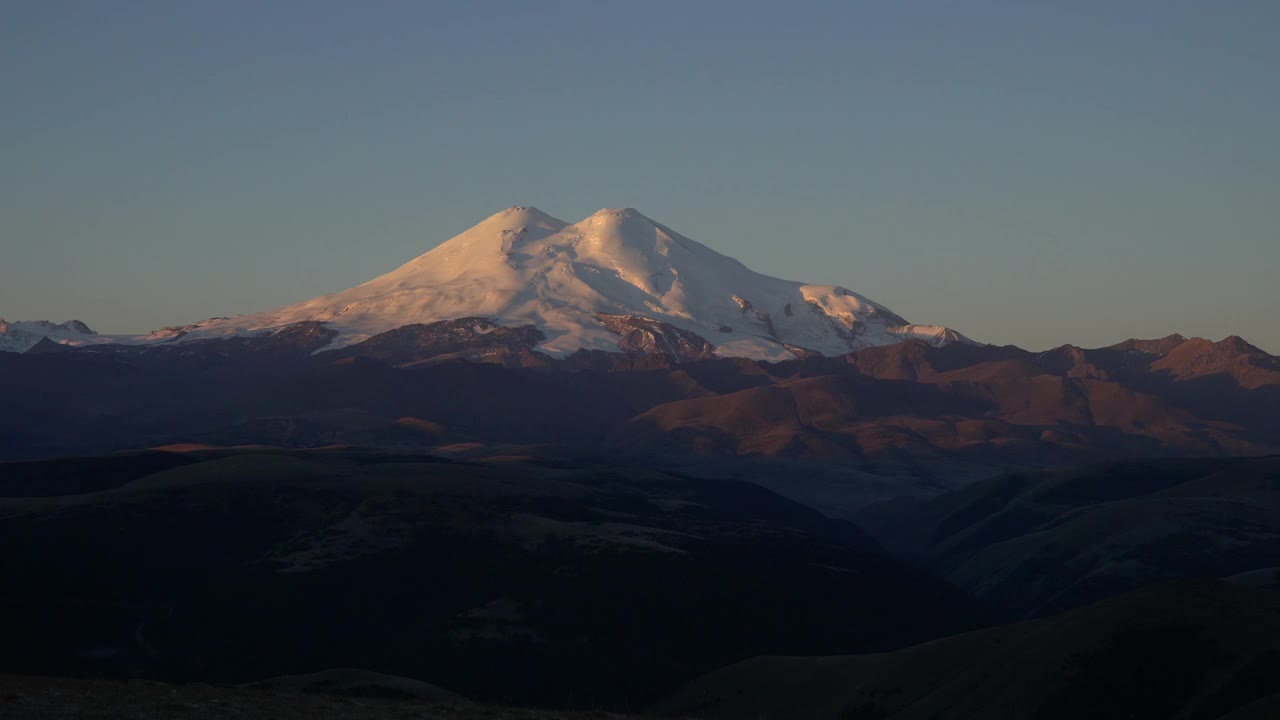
3,1,1277,351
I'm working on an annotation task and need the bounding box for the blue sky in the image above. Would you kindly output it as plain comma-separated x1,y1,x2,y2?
2,1,1277,351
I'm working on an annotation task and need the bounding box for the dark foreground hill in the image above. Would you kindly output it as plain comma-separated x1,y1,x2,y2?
0,447,979,710
857,455,1280,617
654,581,1280,720
0,671,658,720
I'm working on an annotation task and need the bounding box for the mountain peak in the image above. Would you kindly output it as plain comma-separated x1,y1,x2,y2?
480,205,568,229
0,318,99,353
417,206,569,267
575,207,661,234
497,204,556,219
1219,335,1263,354
588,207,646,219
1107,334,1189,356
8,206,973,360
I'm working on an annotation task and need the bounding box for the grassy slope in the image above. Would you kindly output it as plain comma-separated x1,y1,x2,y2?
0,447,979,711
0,673,663,720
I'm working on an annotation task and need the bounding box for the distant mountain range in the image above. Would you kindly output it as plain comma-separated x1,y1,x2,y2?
4,204,1278,511
2,317,1277,517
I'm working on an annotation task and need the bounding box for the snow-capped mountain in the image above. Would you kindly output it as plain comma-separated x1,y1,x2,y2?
5,207,971,359
0,318,98,354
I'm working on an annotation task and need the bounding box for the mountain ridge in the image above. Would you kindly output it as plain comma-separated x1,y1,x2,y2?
3,320,1277,514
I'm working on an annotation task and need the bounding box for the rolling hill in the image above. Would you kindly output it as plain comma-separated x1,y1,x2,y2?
655,581,1280,720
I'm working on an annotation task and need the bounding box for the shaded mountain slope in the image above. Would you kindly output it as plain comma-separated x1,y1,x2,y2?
655,581,1280,720
858,455,1280,617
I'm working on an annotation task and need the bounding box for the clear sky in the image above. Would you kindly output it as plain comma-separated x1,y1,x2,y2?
3,1,1277,351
